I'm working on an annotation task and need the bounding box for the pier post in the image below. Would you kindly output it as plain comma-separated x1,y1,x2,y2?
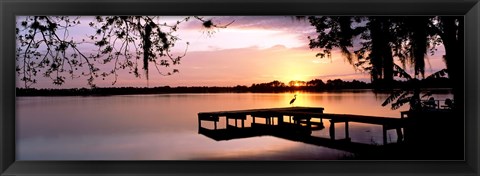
329,120,335,140
252,116,255,124
235,119,238,127
214,121,217,130
226,117,229,127
345,121,349,139
242,119,244,128
396,128,403,142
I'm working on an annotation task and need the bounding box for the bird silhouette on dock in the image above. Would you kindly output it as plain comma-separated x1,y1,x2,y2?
289,94,297,106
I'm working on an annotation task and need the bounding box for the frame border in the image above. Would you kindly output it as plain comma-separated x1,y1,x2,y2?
1,0,479,175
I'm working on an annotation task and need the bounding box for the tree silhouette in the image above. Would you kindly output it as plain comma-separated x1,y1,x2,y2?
306,79,325,87
307,16,462,89
382,64,448,110
434,16,463,93
308,16,397,86
16,16,233,88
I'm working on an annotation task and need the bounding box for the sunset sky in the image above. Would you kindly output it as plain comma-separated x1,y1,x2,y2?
16,16,448,88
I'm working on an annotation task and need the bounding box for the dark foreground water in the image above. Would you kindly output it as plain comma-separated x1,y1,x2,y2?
16,90,453,160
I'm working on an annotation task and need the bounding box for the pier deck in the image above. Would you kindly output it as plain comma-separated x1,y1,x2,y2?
198,107,405,147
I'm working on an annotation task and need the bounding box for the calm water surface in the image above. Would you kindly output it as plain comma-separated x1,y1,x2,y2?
16,90,453,160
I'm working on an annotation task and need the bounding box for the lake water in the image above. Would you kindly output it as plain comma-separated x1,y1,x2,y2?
16,90,453,160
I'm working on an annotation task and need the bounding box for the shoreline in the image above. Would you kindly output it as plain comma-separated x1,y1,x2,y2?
16,87,454,97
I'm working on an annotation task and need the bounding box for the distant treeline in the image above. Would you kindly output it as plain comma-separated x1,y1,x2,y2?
16,78,452,96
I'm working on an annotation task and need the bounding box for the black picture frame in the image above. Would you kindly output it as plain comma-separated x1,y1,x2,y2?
1,0,479,175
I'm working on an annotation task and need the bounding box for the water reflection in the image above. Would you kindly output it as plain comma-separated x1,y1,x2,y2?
16,91,453,160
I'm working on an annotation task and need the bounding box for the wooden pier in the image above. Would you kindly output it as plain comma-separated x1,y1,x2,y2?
198,107,405,148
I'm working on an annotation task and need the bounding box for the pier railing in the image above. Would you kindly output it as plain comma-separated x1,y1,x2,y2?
421,99,454,109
